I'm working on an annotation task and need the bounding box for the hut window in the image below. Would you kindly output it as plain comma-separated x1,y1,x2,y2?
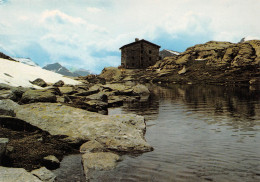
149,50,152,54
149,57,151,61
132,63,135,66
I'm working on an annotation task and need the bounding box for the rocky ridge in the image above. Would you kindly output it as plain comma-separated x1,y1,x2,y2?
98,40,260,85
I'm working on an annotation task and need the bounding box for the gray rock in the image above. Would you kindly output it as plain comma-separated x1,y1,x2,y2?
0,138,9,164
58,86,75,95
0,83,12,90
70,98,108,114
85,92,108,102
43,155,60,170
0,90,16,100
132,84,150,96
88,84,103,92
0,166,42,182
0,99,19,117
11,87,30,99
74,85,101,96
31,167,56,182
103,84,133,95
56,95,71,103
21,89,57,104
14,103,152,152
30,78,48,87
82,152,120,180
80,140,105,153
53,80,64,87
42,87,61,96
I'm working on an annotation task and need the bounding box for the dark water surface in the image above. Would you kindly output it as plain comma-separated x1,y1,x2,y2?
56,84,260,182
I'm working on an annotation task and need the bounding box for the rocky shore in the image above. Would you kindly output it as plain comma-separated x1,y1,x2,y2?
0,78,152,181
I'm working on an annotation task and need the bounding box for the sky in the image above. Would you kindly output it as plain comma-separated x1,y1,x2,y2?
0,0,259,73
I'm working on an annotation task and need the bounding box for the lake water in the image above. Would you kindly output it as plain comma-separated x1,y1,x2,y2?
55,84,260,182
92,84,260,182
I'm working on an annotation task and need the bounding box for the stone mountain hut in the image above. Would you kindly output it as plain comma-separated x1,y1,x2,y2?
119,38,161,69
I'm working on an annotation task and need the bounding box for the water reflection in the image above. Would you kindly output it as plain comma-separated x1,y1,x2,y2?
100,84,260,182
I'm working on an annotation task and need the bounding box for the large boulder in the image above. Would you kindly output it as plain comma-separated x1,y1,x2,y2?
14,103,152,152
53,80,64,87
0,99,19,117
11,87,30,100
82,152,120,180
0,166,42,182
30,78,48,87
82,152,120,170
21,89,57,104
0,90,16,100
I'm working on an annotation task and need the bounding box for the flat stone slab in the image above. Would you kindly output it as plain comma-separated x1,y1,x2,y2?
0,166,42,182
14,103,152,152
31,167,56,182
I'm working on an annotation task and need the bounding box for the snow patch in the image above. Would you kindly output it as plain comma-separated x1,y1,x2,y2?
0,58,81,88
165,49,180,55
12,57,39,67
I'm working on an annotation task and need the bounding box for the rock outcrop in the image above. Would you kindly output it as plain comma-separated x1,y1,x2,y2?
12,103,152,152
152,40,260,70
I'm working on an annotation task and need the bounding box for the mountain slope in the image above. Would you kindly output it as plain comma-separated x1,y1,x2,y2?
0,58,81,88
73,68,91,76
12,57,39,67
0,52,16,61
43,63,79,77
159,49,180,59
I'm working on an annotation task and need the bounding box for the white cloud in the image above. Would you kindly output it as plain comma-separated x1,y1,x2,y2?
86,7,102,13
40,10,86,25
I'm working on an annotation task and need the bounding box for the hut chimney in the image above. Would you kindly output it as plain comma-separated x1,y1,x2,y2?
135,38,139,42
